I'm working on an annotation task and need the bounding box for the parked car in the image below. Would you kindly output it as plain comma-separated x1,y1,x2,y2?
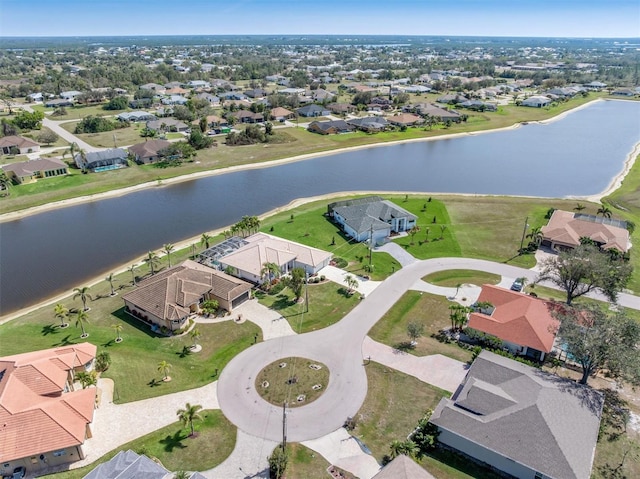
510,278,524,292
8,466,25,479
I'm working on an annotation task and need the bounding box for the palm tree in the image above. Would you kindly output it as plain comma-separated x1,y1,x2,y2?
597,206,612,218
54,303,69,328
163,243,175,267
145,251,160,275
408,225,420,245
128,264,137,285
0,170,11,196
76,371,97,389
112,323,123,343
63,141,79,162
200,233,212,250
73,286,93,312
526,226,544,247
261,262,281,287
158,360,172,381
105,272,117,296
190,327,201,348
389,439,418,460
344,274,359,295
76,309,90,338
177,402,203,437
439,224,447,240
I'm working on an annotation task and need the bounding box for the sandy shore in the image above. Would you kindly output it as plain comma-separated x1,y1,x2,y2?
2,98,638,322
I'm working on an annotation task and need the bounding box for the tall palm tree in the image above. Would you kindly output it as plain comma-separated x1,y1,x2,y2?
105,272,117,296
128,264,137,285
63,141,79,162
158,360,172,381
54,303,69,328
526,226,544,247
261,262,281,287
597,206,612,218
190,327,201,348
145,251,160,275
73,286,93,312
176,402,203,437
112,323,123,342
200,233,212,250
163,243,175,267
76,309,90,338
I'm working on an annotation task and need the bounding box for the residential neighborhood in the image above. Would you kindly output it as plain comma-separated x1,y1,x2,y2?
0,23,639,479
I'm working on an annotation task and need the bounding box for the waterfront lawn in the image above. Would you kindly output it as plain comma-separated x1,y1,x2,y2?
389,197,462,259
42,410,235,479
259,198,400,280
423,270,501,287
0,253,261,404
603,153,640,292
256,281,361,333
368,291,473,363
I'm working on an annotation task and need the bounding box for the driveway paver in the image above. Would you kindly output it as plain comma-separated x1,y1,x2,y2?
302,428,381,479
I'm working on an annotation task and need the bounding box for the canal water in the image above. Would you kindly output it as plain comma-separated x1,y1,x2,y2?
1,100,639,315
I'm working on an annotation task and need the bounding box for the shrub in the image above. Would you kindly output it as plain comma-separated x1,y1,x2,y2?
333,257,348,268
95,351,111,372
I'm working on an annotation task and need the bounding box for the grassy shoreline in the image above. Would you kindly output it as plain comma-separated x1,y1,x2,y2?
0,95,618,217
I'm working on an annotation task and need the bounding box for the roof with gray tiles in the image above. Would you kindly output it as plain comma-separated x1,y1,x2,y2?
430,351,603,479
331,197,417,236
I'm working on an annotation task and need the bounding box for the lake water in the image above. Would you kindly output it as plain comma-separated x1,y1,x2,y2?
1,100,639,316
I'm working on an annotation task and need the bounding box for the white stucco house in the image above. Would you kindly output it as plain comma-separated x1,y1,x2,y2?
328,196,417,245
520,95,552,108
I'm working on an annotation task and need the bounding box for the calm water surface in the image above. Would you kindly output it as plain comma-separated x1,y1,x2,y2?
1,100,639,315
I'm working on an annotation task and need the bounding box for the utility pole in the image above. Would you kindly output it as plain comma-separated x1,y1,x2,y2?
282,401,288,449
519,216,529,254
369,224,373,266
305,272,309,313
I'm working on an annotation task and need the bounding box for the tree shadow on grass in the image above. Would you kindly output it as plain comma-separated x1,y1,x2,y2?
271,294,294,311
53,335,78,347
111,306,164,339
148,378,163,388
42,324,59,336
102,339,115,348
337,287,356,299
159,430,188,452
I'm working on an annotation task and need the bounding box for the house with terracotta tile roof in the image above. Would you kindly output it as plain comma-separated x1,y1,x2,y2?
0,343,97,476
467,285,559,361
541,209,630,253
218,233,332,284
430,350,603,479
269,107,295,121
123,260,252,333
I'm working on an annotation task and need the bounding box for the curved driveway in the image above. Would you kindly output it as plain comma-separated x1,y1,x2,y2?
217,257,563,442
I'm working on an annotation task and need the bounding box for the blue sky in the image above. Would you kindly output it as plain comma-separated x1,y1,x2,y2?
1,0,639,38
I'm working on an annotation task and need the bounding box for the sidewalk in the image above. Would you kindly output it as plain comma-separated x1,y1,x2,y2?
362,336,468,393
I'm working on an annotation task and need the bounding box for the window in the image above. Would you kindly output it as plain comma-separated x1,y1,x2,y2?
53,450,66,457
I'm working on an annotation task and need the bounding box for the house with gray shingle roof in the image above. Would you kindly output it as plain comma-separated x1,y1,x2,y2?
83,449,206,479
372,454,436,479
328,196,417,244
75,148,128,172
429,350,603,479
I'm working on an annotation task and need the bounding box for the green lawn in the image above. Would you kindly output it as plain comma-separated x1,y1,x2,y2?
260,200,400,280
423,270,501,287
0,243,261,404
61,121,146,147
256,281,361,333
42,410,235,479
286,443,332,479
37,103,126,121
368,291,473,363
255,357,329,408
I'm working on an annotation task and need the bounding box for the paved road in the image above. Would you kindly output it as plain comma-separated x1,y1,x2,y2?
218,256,640,443
42,117,99,152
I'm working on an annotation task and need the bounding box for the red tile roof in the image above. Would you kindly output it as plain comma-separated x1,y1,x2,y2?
541,210,629,252
0,344,97,462
468,285,559,353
